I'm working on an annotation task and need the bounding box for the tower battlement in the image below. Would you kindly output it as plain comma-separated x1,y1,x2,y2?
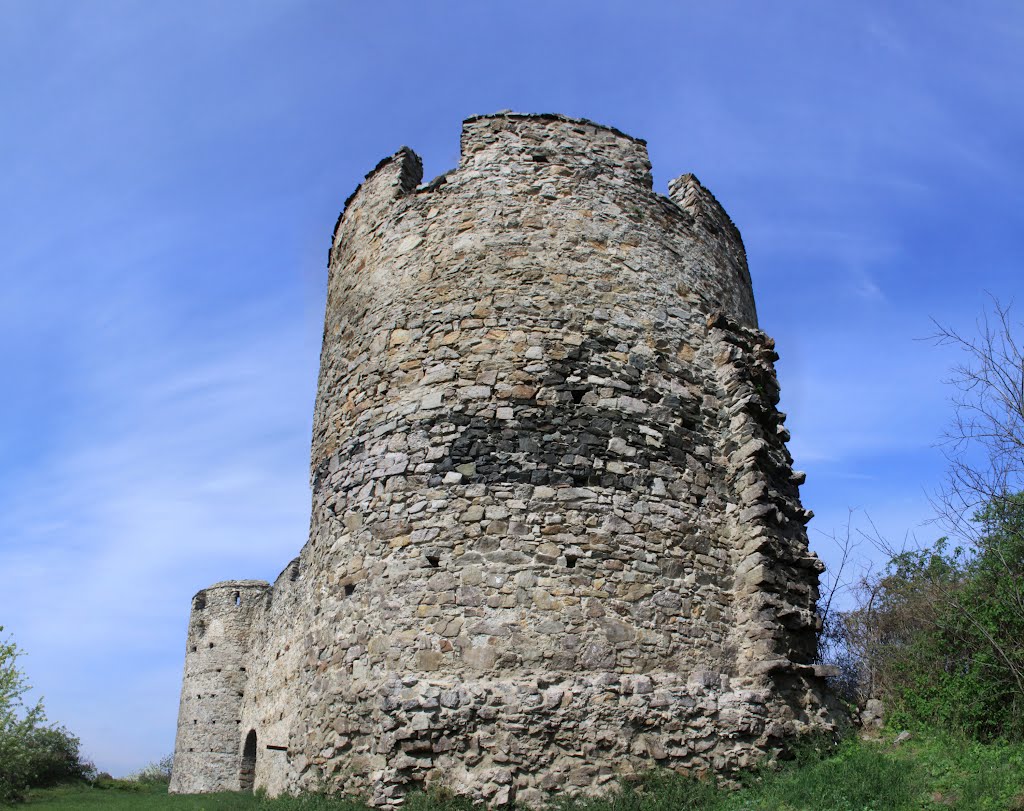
459,113,652,184
171,113,837,806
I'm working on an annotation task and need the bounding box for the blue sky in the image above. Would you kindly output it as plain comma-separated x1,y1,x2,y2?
1,1,1022,776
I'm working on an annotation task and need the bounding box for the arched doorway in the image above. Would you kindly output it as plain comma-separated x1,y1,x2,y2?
240,729,257,792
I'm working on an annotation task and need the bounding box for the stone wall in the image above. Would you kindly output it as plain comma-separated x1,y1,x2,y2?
170,112,837,805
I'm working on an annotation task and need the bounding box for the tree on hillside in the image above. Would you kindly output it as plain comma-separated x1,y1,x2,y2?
845,495,1024,739
933,298,1024,545
0,627,46,801
926,299,1024,723
823,300,1024,739
0,627,93,802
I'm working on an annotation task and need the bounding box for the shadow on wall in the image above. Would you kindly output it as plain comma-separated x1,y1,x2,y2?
240,729,256,792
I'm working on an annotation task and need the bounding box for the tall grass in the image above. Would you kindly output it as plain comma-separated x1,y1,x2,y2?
18,732,1024,811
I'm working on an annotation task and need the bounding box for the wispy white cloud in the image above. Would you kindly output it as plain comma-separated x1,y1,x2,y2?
0,284,317,773
853,275,885,302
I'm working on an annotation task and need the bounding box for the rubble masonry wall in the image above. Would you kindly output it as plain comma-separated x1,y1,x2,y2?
170,113,836,806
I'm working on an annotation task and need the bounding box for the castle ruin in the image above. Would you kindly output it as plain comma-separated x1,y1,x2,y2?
169,112,837,806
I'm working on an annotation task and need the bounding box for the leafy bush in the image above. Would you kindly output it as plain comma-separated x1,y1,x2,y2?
128,753,174,785
21,724,94,787
0,627,93,802
836,493,1024,740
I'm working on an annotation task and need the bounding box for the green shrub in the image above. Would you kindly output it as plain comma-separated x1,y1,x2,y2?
0,628,93,802
842,493,1024,741
128,754,174,785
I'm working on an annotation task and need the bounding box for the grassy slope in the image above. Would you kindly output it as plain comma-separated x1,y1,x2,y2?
19,733,1024,811
20,784,256,810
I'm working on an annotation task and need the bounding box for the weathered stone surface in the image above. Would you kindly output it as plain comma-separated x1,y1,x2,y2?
170,112,837,805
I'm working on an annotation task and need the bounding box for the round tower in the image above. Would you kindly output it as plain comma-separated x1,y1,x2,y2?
170,112,837,805
169,580,269,794
291,113,834,804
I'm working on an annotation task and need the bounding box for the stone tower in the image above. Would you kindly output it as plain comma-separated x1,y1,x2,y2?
170,112,837,806
169,580,270,793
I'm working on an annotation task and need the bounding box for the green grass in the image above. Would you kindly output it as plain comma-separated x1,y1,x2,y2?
19,781,253,810
16,732,1024,810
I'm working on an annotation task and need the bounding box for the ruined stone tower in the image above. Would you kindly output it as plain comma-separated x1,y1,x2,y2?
170,113,836,805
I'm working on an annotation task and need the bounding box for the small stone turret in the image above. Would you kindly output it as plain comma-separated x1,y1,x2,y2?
169,580,269,793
